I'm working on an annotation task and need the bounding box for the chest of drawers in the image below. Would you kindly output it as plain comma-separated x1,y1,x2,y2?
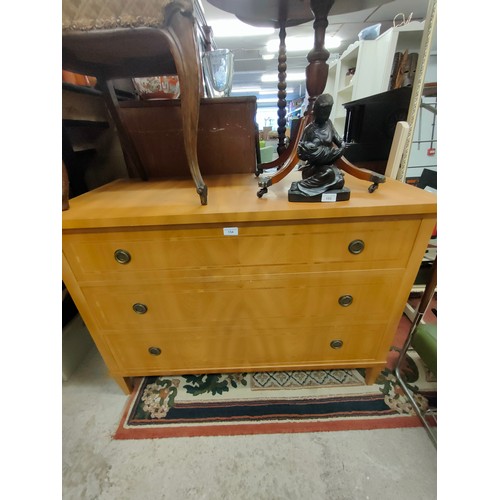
62,172,436,393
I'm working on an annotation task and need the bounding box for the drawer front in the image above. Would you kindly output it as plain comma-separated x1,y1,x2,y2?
104,322,384,374
82,269,403,331
63,219,420,281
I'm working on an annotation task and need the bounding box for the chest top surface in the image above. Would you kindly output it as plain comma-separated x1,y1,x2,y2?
62,172,437,230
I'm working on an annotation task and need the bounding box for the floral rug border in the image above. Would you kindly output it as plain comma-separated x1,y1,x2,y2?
114,351,436,440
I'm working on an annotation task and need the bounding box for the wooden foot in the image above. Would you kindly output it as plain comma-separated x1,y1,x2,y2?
111,374,135,394
197,184,208,205
257,186,268,198
364,367,382,385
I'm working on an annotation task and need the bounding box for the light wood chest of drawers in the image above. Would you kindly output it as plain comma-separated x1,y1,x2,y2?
62,172,436,393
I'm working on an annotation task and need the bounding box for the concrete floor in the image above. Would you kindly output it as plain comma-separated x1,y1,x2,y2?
62,344,437,500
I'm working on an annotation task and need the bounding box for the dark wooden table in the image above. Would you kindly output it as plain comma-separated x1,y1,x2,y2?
206,0,390,196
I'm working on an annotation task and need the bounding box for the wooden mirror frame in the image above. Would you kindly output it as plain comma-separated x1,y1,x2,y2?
396,0,437,181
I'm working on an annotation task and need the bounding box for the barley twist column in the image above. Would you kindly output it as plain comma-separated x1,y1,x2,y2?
276,24,288,156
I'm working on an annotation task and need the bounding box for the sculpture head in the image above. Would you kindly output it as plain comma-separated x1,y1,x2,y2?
313,94,334,124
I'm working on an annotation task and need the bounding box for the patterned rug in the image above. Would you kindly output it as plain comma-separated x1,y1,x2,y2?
114,350,437,440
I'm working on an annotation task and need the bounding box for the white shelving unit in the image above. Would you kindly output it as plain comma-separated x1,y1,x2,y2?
326,21,425,135
331,40,378,132
323,57,338,98
376,22,426,91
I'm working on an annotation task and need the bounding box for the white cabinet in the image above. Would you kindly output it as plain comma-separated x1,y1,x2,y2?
326,21,425,135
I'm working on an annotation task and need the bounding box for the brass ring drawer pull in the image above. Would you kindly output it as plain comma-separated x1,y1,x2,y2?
330,340,344,349
133,303,148,314
114,249,131,264
148,347,161,356
338,295,353,307
348,239,365,254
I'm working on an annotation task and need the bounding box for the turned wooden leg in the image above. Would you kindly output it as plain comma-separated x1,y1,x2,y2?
163,2,207,205
306,0,335,113
306,0,386,192
62,160,70,211
99,79,148,181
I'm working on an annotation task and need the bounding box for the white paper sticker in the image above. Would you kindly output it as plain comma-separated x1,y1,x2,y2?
321,193,337,202
223,227,239,236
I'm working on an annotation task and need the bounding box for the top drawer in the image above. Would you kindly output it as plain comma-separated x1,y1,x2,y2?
63,219,421,282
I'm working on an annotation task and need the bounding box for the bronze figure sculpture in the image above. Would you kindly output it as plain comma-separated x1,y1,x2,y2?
288,93,351,202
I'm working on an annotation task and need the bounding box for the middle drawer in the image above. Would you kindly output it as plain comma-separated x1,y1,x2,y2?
82,269,404,332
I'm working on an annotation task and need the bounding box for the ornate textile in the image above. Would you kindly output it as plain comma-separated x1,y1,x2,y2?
62,0,181,31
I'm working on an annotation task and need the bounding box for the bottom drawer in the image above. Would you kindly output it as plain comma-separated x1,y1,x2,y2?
104,323,385,374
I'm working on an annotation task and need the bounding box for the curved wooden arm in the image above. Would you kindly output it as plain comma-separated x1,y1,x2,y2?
336,155,386,192
257,116,311,197
257,115,307,174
